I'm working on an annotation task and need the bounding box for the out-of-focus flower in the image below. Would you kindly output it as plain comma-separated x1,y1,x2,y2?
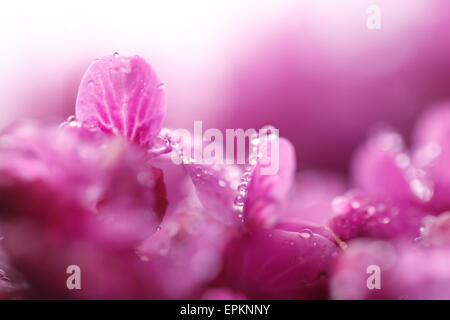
330,239,450,300
0,54,170,298
351,128,433,204
280,171,347,225
328,190,428,241
0,122,167,298
137,209,236,299
411,102,450,212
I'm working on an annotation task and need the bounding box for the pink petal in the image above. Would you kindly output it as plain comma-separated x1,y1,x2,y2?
137,210,235,299
224,223,340,299
412,102,450,211
331,239,450,299
280,171,347,225
0,122,167,298
351,128,433,204
76,54,165,147
328,190,428,241
184,162,244,227
420,212,450,247
243,138,296,230
330,239,397,299
201,288,247,300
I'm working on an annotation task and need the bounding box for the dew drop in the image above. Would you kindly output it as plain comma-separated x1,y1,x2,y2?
242,172,252,182
298,229,313,239
237,182,248,193
234,195,245,207
218,179,227,187
381,217,391,224
331,196,351,215
410,178,433,202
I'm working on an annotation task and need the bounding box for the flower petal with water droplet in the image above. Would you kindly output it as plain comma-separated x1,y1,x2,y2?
224,223,340,299
244,137,296,230
328,190,429,241
76,54,165,147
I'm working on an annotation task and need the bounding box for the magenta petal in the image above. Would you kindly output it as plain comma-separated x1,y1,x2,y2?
224,223,340,299
0,122,167,298
351,129,433,203
76,54,165,147
412,102,450,211
280,171,347,225
137,210,233,299
244,138,296,230
331,239,450,299
328,190,428,241
184,162,243,227
420,212,450,247
201,288,247,300
330,239,397,299
0,247,26,299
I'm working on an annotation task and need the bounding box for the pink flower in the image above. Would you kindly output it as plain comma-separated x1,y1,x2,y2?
0,54,169,298
137,209,235,299
330,239,450,300
328,190,428,241
411,102,450,212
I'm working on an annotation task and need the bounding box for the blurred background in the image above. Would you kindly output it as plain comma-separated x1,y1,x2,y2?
1,0,450,173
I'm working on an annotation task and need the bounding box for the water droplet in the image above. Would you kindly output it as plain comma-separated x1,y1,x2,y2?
113,52,120,59
351,201,361,209
381,217,391,224
147,135,172,157
298,229,313,239
410,178,433,202
331,196,351,215
234,195,245,206
242,172,252,182
237,182,248,193
218,179,227,187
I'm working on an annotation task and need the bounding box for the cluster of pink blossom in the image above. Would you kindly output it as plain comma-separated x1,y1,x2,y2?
1,54,450,300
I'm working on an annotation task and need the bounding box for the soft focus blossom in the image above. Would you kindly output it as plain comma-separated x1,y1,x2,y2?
2,48,450,300
330,239,450,300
